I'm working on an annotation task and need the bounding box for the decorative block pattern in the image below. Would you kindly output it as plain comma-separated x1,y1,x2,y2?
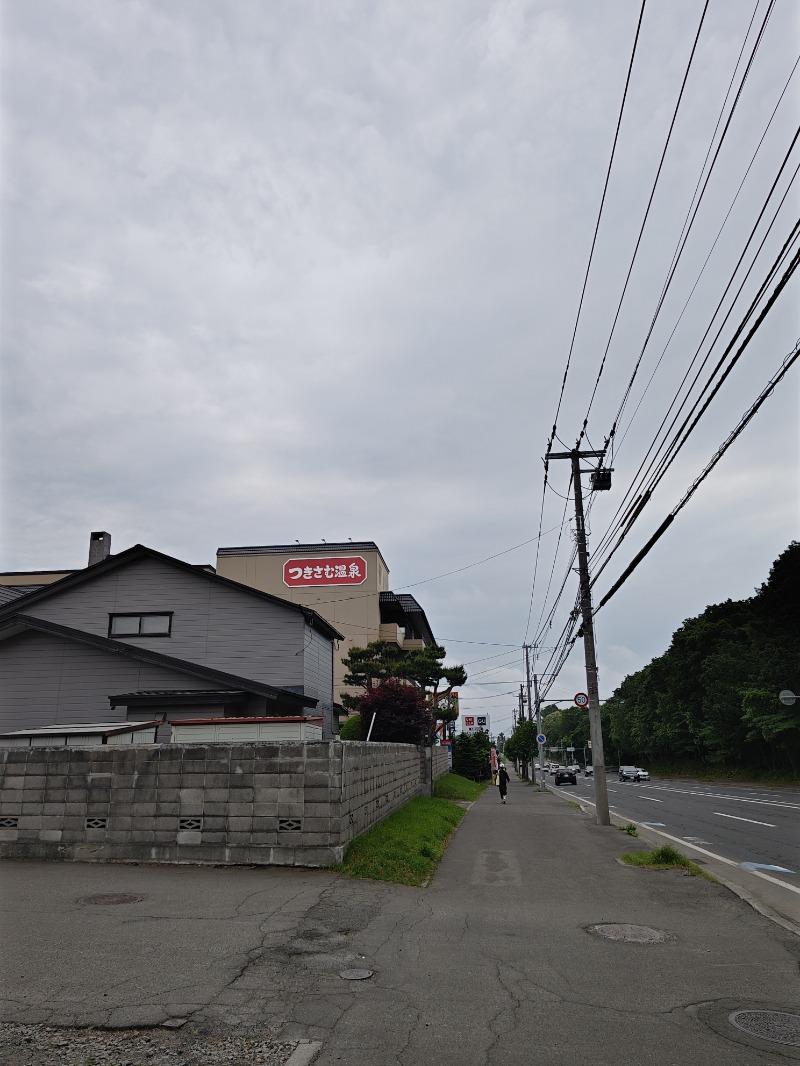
0,739,439,866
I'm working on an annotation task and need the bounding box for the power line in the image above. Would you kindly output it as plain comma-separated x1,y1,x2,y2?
606,0,781,459
591,155,800,574
546,0,648,455
594,339,800,615
575,0,712,447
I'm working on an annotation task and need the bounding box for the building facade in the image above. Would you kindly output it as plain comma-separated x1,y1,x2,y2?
215,541,436,709
0,542,342,739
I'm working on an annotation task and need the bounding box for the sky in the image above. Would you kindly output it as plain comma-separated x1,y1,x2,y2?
2,0,798,738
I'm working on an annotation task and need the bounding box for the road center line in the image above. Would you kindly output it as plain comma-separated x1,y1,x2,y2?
640,797,663,802
713,812,776,828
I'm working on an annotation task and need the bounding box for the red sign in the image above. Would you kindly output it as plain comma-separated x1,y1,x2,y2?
463,716,475,728
283,556,367,587
574,692,589,707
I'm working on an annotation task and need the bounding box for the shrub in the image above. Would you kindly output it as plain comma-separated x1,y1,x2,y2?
357,679,432,745
338,713,362,740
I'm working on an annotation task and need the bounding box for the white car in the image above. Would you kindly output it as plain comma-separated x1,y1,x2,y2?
636,768,650,782
568,764,580,774
583,765,593,776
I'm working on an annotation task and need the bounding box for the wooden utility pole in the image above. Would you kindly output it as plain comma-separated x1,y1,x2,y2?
544,448,611,826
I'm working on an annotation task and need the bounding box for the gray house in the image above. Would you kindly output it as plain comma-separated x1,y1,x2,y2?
0,543,343,739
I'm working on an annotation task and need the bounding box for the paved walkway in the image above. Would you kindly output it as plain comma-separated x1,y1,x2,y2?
2,773,799,1064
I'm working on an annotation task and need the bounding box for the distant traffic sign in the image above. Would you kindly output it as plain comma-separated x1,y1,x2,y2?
779,690,797,706
536,734,546,744
574,692,589,707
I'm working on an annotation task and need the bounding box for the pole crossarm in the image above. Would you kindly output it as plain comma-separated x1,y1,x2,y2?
545,449,606,460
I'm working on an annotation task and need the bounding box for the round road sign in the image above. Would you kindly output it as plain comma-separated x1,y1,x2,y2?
574,692,589,707
536,734,546,744
779,690,797,706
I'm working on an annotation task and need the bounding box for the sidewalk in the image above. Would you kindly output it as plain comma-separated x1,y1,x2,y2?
290,773,800,1064
1,773,799,1065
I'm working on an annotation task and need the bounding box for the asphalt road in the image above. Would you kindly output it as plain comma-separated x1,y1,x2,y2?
565,772,799,886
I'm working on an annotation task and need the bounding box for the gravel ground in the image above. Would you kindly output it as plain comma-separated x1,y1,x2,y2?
0,1023,299,1066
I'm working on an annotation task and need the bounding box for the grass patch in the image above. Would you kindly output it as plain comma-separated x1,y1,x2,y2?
618,822,638,836
622,843,715,881
339,796,465,886
433,772,488,802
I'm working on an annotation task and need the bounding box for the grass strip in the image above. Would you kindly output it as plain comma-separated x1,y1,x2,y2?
339,796,466,886
433,772,489,802
622,843,715,881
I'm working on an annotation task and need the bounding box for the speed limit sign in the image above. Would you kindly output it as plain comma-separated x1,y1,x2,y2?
574,692,589,707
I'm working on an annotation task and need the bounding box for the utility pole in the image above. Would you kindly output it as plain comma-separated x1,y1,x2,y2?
518,685,527,778
544,448,611,826
532,669,545,791
525,644,535,785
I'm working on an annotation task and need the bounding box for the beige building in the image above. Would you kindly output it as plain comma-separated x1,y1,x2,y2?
215,541,436,710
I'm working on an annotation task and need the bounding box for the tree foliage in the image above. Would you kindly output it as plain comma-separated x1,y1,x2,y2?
452,730,492,781
602,542,800,774
341,640,467,739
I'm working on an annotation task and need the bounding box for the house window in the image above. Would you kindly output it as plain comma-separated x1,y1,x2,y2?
109,613,172,638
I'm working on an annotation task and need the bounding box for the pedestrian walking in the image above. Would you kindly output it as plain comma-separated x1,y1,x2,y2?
498,762,510,804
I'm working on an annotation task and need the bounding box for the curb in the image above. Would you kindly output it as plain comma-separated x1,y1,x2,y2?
545,782,800,937
284,1040,323,1066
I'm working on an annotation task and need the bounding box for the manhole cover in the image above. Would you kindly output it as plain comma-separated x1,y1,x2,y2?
588,923,671,943
339,969,374,980
729,1011,800,1048
79,893,144,905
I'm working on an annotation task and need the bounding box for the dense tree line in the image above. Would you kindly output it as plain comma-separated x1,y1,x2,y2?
603,542,799,774
504,544,799,776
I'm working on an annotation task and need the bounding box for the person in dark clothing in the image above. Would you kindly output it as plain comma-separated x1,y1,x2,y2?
498,763,510,803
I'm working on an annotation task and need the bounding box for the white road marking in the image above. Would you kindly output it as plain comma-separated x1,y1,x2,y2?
640,796,663,802
642,785,800,811
714,812,776,828
577,799,800,896
741,862,794,873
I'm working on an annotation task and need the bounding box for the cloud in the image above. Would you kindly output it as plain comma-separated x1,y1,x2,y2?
2,0,797,731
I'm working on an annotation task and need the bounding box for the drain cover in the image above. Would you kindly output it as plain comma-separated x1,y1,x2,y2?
729,1011,800,1048
79,893,144,905
588,923,671,943
339,969,374,980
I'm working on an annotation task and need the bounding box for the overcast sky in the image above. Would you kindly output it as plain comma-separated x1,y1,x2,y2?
2,0,797,736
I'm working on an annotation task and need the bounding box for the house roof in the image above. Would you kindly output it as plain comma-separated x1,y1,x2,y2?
0,585,46,605
379,592,437,646
0,720,163,739
110,689,249,708
0,544,343,642
0,614,317,709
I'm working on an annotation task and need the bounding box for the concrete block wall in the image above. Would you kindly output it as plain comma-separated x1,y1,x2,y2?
341,742,422,842
432,747,450,781
0,740,447,868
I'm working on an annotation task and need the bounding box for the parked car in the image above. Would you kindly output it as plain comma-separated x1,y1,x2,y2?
619,765,639,782
583,765,594,776
636,768,650,781
554,767,577,786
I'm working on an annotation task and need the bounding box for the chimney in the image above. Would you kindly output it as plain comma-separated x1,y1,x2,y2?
88,531,112,566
